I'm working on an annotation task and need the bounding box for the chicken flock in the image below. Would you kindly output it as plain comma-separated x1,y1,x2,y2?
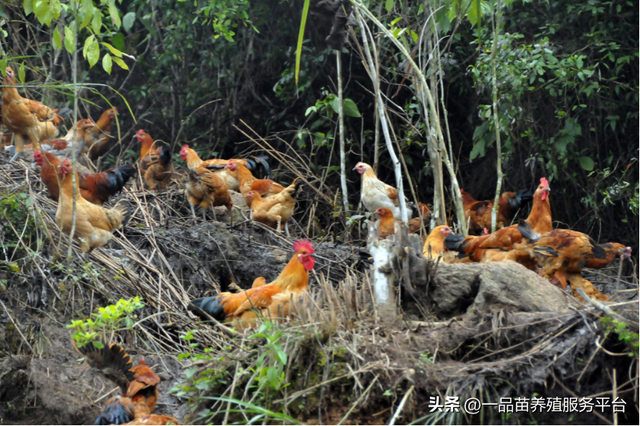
2,67,633,424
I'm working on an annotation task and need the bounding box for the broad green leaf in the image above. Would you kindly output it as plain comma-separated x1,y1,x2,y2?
80,5,93,29
111,33,125,51
92,340,104,349
64,25,76,54
579,156,595,171
34,2,53,26
112,56,129,70
385,0,395,13
24,0,33,16
123,12,136,32
92,10,103,34
53,26,63,50
84,35,100,68
343,98,361,117
469,139,486,161
295,0,310,86
101,42,123,57
102,54,113,74
8,262,19,273
109,0,122,28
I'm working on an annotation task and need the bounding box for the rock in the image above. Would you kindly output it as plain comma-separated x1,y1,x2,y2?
429,262,576,318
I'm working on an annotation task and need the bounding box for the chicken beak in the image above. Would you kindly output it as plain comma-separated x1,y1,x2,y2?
351,166,358,171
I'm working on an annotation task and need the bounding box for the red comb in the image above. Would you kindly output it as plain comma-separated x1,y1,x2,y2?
540,177,549,187
181,144,189,150
293,239,314,254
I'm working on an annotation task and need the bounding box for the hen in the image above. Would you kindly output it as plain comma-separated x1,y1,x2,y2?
142,142,173,191
407,202,431,234
517,220,631,290
422,225,452,259
246,178,303,235
185,165,232,220
189,240,315,329
35,150,133,205
75,339,179,425
40,118,96,161
353,162,403,220
2,67,64,159
179,144,270,191
374,207,397,239
56,159,133,253
461,188,533,235
227,158,284,201
86,107,118,161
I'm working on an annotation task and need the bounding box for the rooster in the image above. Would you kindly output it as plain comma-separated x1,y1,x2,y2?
74,339,179,425
246,178,303,236
185,165,232,220
353,162,403,220
189,240,315,329
56,159,133,253
179,144,271,191
460,188,533,235
86,107,118,161
2,67,66,160
35,150,133,205
422,225,452,259
517,220,631,290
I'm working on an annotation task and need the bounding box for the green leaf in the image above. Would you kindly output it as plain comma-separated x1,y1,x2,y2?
53,26,63,50
101,42,123,58
102,54,112,75
84,35,100,68
111,56,129,71
92,340,104,349
109,0,122,28
579,157,594,171
343,98,361,117
64,25,75,54
469,139,486,161
23,0,33,16
110,33,125,51
18,63,25,83
385,0,395,13
294,0,310,86
123,12,136,32
92,11,103,35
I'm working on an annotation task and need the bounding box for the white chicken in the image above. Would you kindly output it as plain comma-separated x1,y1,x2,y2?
353,162,403,220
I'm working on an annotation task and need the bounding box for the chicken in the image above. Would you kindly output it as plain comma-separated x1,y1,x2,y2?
407,202,431,234
189,240,315,329
40,118,95,161
444,231,492,263
2,67,64,159
566,273,609,302
142,142,173,191
185,165,232,220
35,150,133,205
353,162,403,220
375,207,397,239
56,159,133,253
461,188,533,235
246,178,303,235
459,177,552,260
86,107,118,161
74,339,179,425
422,225,452,259
227,158,284,200
136,129,155,163
179,144,271,191
516,220,631,290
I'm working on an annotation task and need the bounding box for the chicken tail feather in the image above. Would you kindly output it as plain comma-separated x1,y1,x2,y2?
188,296,227,321
73,339,136,394
113,199,134,228
516,219,540,242
94,396,135,425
